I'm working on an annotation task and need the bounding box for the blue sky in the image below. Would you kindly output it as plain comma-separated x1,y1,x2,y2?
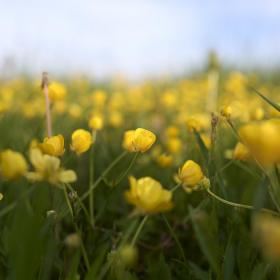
0,0,279,78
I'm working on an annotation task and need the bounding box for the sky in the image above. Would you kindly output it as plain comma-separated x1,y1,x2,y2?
0,0,279,78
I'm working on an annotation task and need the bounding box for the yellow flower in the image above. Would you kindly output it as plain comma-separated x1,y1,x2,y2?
118,245,138,268
156,154,173,168
40,134,65,156
220,105,232,119
239,119,280,165
233,142,250,161
0,150,28,180
253,213,280,260
122,128,156,153
166,137,183,154
124,176,173,213
48,82,67,101
109,111,123,127
89,115,104,130
26,148,76,186
178,160,204,192
71,129,93,155
0,193,3,201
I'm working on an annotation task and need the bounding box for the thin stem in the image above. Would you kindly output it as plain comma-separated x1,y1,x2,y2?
89,130,97,226
62,186,90,271
206,188,280,216
170,183,181,192
162,214,187,263
80,151,127,202
113,152,139,186
131,215,149,246
42,72,52,137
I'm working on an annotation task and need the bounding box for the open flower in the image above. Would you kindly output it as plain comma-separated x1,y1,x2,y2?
177,160,204,192
71,129,93,155
233,142,250,161
124,176,173,213
26,148,76,186
0,149,28,180
48,82,67,101
40,134,65,156
122,128,156,153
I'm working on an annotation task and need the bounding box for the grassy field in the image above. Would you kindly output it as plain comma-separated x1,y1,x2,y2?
0,66,280,279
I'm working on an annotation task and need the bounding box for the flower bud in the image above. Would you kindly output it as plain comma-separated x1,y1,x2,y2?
40,134,65,156
178,160,204,192
71,129,93,155
119,245,138,268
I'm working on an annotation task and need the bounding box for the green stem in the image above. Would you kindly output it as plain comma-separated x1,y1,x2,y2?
80,151,127,202
206,188,280,216
170,183,181,192
89,130,97,226
162,214,187,263
131,215,149,246
62,186,90,271
113,152,139,186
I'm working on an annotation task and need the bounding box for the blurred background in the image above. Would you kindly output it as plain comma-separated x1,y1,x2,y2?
0,0,279,79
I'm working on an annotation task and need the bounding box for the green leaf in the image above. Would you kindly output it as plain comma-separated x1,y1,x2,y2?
147,254,172,280
248,87,280,112
189,206,221,275
193,129,209,163
222,234,235,280
189,262,209,280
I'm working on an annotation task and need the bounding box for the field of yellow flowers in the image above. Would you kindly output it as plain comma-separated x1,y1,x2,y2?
0,65,280,279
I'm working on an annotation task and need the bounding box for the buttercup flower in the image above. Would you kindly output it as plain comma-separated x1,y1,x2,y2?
40,134,65,156
48,82,67,101
71,129,93,155
0,149,28,180
122,128,156,153
89,115,104,130
233,142,250,161
253,213,280,261
26,148,76,186
239,119,280,165
124,176,173,213
177,160,204,192
156,153,173,168
220,105,232,119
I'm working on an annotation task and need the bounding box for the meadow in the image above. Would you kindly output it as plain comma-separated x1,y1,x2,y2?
0,63,280,279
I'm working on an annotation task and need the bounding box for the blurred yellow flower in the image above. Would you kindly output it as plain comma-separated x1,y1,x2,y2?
122,128,156,153
118,245,138,268
0,193,3,201
166,137,183,154
178,160,204,192
48,82,67,101
156,153,173,168
220,105,232,119
253,213,280,261
26,148,76,186
233,142,250,161
89,115,104,130
71,129,93,155
239,119,280,165
40,134,65,156
109,111,123,127
125,176,173,213
0,149,28,180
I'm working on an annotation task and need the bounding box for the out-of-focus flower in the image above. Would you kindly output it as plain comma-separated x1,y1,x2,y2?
0,193,3,201
250,107,265,121
166,137,183,154
91,90,107,107
0,149,28,180
89,115,104,130
48,82,67,101
108,111,123,127
68,104,82,118
118,245,138,268
64,233,81,248
233,142,250,161
40,134,65,156
239,119,280,165
71,129,93,155
177,160,204,192
165,126,180,138
156,153,173,168
220,105,232,119
26,148,76,186
253,213,280,260
200,133,211,149
122,128,156,153
124,176,173,213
